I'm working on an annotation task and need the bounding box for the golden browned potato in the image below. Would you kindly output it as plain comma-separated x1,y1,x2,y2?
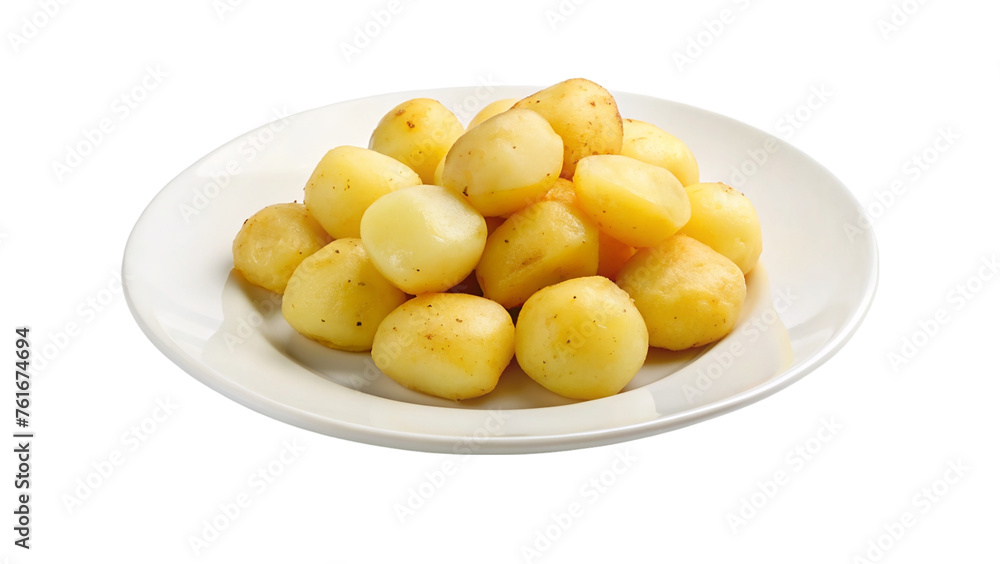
466,98,517,129
442,108,563,217
232,202,332,293
620,118,700,187
360,184,487,295
369,98,465,185
477,200,599,309
678,182,763,274
512,78,623,179
372,293,515,400
617,235,746,351
282,238,408,352
304,146,421,239
515,276,648,400
572,154,691,248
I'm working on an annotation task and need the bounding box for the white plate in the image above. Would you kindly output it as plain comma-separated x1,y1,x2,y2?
123,86,877,454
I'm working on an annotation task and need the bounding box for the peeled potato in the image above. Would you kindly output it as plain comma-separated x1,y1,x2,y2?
572,154,691,248
360,184,487,294
621,118,700,186
432,155,447,186
282,239,408,351
466,98,517,129
542,178,635,280
617,235,746,351
477,200,599,309
372,293,515,400
442,108,563,217
678,182,763,274
512,78,623,179
541,178,577,205
515,276,648,400
597,234,637,281
235,79,767,407
369,98,465,185
232,202,332,293
304,146,421,239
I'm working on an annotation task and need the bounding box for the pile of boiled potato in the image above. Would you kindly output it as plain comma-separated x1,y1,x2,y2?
232,78,762,402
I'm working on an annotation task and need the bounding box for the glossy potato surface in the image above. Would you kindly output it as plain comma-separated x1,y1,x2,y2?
442,109,563,217
679,182,763,274
369,98,465,184
232,202,332,294
360,185,487,295
373,293,515,400
304,146,421,239
512,78,623,179
515,276,648,400
617,235,746,351
282,239,408,351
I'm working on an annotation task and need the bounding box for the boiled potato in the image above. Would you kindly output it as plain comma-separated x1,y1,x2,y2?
597,234,636,281
232,202,332,293
369,98,465,185
477,200,598,309
282,238,408,351
360,184,487,294
541,177,577,205
515,276,648,400
372,293,515,400
304,146,421,239
466,98,517,129
442,108,562,217
617,235,746,351
621,118,700,186
512,78,623,179
678,182,762,274
542,178,635,280
573,154,691,248
432,154,447,186
235,78,768,405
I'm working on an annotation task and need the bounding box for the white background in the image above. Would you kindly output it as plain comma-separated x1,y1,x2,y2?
2,0,998,562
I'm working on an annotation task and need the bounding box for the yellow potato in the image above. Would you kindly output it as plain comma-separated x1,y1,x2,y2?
442,108,563,217
282,239,408,352
515,276,648,400
542,179,635,280
512,78,623,179
372,293,515,400
369,98,465,184
360,184,487,294
617,235,746,351
621,118,700,186
432,154,446,186
304,146,421,239
572,154,691,248
477,201,599,309
466,98,517,129
234,78,770,406
678,182,763,274
232,202,332,293
541,177,577,205
597,234,636,281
